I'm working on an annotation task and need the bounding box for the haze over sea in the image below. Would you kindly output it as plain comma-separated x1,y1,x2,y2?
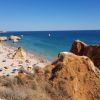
0,30,100,60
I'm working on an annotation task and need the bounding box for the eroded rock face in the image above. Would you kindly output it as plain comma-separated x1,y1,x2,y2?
70,40,88,55
45,52,100,100
13,47,26,59
84,46,100,68
70,40,100,69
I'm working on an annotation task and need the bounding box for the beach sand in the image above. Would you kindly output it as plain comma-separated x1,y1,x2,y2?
0,43,48,77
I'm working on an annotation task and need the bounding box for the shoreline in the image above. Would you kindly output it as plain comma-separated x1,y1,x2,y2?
4,41,50,62
4,42,49,63
0,42,49,77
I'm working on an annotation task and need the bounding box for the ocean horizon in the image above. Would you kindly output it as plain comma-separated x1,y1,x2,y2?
0,30,100,60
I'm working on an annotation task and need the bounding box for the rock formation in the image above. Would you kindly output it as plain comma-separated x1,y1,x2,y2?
9,35,21,42
13,47,26,59
70,40,100,69
0,36,7,41
44,52,100,100
70,40,88,55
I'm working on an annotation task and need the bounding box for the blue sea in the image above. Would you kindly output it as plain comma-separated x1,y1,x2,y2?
0,30,100,60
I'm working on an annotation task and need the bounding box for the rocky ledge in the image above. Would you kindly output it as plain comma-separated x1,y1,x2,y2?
70,40,100,69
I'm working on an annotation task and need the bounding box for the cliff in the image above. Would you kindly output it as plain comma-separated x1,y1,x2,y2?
0,40,100,100
44,52,100,100
70,40,100,69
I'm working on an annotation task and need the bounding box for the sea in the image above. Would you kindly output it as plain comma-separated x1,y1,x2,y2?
0,30,100,60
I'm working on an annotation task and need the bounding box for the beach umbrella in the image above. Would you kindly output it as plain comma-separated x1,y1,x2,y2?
12,68,17,72
11,68,18,74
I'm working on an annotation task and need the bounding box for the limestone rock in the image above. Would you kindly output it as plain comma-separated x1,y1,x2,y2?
9,35,21,42
70,40,100,69
9,35,21,40
84,46,100,69
13,47,26,59
0,36,7,41
45,52,100,100
70,40,88,56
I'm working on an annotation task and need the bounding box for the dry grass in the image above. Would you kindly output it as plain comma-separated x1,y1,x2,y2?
0,65,68,100
0,76,51,100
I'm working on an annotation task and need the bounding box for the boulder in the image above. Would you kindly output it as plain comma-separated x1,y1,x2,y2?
9,35,21,42
0,36,7,41
70,40,100,69
13,47,26,59
45,52,100,100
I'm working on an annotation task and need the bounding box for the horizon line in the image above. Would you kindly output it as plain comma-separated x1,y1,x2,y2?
2,29,100,32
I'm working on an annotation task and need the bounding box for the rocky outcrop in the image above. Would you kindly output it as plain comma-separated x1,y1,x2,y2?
13,47,26,59
0,36,21,42
70,40,88,55
0,36,7,41
9,35,21,42
70,40,100,69
45,52,100,100
9,35,21,40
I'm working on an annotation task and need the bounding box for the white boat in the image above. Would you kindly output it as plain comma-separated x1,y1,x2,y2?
48,33,51,37
21,35,23,37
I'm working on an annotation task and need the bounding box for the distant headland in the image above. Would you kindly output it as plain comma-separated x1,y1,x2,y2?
0,31,7,33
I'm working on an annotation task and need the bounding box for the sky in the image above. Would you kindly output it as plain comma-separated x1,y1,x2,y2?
0,0,100,31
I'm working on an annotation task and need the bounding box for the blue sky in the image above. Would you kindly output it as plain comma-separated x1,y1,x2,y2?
0,0,100,31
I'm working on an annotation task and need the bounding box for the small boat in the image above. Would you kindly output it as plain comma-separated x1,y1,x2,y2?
48,33,51,37
21,35,23,37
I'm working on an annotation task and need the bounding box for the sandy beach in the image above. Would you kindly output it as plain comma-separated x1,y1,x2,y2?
0,42,48,77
